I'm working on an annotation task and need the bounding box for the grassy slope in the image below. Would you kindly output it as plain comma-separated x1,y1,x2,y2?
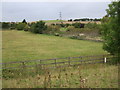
2,30,107,63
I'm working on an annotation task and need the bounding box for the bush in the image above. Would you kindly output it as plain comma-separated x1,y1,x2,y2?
67,26,82,33
67,26,75,31
24,25,30,31
60,23,65,27
60,27,68,32
16,23,26,30
30,21,47,34
85,23,97,29
44,25,61,35
2,22,10,29
65,23,71,27
84,23,102,35
72,23,81,28
10,22,17,30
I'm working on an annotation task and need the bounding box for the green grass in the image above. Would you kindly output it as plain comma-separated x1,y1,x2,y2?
2,30,107,63
2,30,118,88
60,27,68,32
2,64,118,88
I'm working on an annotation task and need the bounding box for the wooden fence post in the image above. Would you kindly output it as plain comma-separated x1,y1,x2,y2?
4,63,7,69
22,62,26,68
39,60,43,69
68,57,71,66
103,55,104,63
40,60,41,64
55,59,57,67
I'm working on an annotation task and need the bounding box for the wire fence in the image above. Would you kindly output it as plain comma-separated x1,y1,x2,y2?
2,54,119,88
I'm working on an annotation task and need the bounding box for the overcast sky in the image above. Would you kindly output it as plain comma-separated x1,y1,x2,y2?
2,1,111,22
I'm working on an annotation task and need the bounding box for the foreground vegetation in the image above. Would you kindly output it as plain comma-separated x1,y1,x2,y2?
2,64,118,88
2,30,107,63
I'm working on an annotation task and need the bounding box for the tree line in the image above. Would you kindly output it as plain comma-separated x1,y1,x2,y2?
68,18,101,22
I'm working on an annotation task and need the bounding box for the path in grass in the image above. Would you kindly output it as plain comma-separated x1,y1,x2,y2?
2,30,107,63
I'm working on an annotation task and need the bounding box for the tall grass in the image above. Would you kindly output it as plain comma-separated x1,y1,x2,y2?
2,64,118,88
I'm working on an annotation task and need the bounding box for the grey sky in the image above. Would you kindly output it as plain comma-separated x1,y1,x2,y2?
2,2,111,22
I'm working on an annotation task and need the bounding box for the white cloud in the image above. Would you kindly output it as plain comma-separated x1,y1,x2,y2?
2,0,112,2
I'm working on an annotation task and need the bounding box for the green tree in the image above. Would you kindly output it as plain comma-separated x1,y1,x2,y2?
16,22,26,30
101,1,120,62
2,22,10,29
22,19,27,24
24,25,30,31
30,21,47,34
10,22,17,29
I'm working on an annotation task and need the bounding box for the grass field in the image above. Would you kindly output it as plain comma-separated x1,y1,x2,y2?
2,30,118,88
2,30,107,63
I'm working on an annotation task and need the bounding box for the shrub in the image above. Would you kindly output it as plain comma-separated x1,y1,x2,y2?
60,23,66,27
24,25,30,31
67,26,75,31
85,23,97,29
16,23,26,30
84,23,102,35
67,26,82,33
65,23,71,27
30,21,47,34
10,22,17,30
44,25,62,36
43,26,53,34
72,23,81,28
2,22,10,29
60,28,68,32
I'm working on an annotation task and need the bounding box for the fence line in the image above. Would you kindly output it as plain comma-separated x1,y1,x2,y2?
1,54,116,70
1,54,109,65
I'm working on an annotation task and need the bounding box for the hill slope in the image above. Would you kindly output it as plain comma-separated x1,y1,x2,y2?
2,30,107,63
